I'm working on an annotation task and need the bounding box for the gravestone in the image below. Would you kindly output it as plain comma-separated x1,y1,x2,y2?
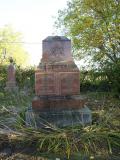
29,36,91,128
5,58,18,92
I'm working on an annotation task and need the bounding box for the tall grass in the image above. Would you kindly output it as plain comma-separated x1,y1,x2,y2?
0,91,120,159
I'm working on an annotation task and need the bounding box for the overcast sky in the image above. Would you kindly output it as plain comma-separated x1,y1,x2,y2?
0,0,68,65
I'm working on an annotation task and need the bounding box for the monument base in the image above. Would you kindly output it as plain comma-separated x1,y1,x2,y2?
5,81,18,92
26,106,92,128
26,95,92,128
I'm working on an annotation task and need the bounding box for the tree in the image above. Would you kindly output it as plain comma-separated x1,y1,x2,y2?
0,25,29,67
55,0,120,94
55,0,120,64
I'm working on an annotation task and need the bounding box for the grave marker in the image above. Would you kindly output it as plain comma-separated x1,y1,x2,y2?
5,58,18,92
30,36,92,127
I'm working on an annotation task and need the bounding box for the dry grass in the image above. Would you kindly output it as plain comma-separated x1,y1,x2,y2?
0,91,120,159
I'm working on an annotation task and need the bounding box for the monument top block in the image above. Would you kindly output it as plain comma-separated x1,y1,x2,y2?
43,36,70,42
41,36,73,63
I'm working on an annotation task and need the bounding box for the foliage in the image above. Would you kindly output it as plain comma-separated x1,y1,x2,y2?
0,25,29,67
101,60,120,95
0,65,7,90
80,63,120,95
16,65,35,91
0,91,33,130
80,69,111,92
55,0,120,94
56,0,120,63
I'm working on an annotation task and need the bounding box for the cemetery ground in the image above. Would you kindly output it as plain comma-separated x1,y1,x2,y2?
0,91,119,160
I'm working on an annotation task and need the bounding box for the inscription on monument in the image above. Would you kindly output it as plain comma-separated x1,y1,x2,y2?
50,46,64,56
35,73,55,95
42,36,73,63
60,73,80,95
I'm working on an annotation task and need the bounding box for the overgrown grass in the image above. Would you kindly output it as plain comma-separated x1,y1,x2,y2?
0,91,120,159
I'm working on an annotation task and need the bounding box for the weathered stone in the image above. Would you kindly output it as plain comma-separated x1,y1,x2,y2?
35,36,80,96
41,36,73,63
26,106,92,128
5,59,18,92
31,36,92,127
32,95,85,111
35,71,80,96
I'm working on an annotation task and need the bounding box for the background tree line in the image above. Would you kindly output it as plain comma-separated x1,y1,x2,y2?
55,0,120,95
0,25,34,92
0,25,29,66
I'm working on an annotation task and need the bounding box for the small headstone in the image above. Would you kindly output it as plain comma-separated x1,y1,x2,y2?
5,57,18,92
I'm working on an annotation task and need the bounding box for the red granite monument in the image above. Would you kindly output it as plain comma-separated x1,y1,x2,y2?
31,36,91,127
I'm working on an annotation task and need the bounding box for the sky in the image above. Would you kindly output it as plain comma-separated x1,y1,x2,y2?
0,0,68,66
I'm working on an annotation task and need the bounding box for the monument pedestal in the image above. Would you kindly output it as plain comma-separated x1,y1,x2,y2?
32,95,85,111
30,95,92,128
